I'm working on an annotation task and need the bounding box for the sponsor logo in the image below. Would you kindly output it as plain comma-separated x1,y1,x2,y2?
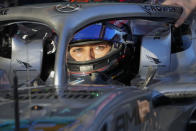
141,5,181,15
146,55,161,64
0,8,8,15
17,59,32,69
56,3,80,13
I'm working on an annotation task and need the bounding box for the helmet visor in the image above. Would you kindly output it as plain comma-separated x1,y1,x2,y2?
69,23,125,62
71,23,124,43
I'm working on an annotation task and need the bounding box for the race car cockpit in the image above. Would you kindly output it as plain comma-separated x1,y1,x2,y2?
0,2,196,131
66,18,192,88
67,21,135,85
0,2,191,88
0,17,192,88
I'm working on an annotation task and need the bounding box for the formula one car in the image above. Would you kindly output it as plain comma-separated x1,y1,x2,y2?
0,2,196,131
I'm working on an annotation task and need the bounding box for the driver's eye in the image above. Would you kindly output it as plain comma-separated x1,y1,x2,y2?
94,45,106,51
71,48,83,53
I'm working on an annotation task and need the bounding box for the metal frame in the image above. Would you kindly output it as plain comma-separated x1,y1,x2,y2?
0,2,182,87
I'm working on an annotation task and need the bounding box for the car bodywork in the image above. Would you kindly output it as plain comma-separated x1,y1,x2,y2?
0,2,196,131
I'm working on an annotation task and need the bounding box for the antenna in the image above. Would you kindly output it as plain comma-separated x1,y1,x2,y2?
13,71,20,131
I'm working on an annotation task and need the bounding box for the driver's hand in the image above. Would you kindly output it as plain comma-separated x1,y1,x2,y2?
162,0,196,27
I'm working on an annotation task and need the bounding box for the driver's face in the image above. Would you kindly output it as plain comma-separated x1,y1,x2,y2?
69,43,111,61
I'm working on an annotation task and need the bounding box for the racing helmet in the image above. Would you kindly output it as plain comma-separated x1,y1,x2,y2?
67,21,135,85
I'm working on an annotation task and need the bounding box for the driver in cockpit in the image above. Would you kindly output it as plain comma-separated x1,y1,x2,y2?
67,21,136,85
